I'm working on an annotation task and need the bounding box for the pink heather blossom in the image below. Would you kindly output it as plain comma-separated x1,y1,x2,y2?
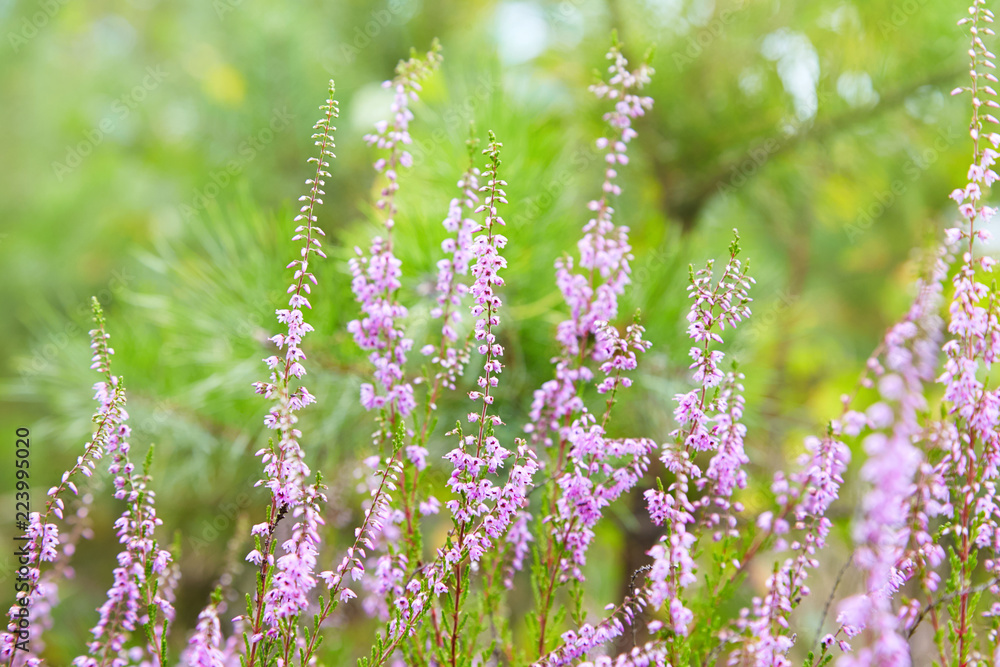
444,132,511,532
668,234,753,519
253,84,337,507
432,135,542,624
320,452,403,609
362,553,407,621
550,427,656,579
0,302,128,665
733,431,850,666
554,45,652,360
425,152,481,392
183,599,226,667
351,446,410,622
833,248,950,663
364,41,442,230
503,510,533,589
0,517,61,664
647,529,697,635
526,362,592,448
262,485,326,625
533,598,643,667
830,5,1000,665
0,301,175,667
350,92,476,626
244,81,339,655
702,372,750,502
522,50,661,649
349,43,442,425
828,6,1000,666
349,236,415,420
645,231,753,635
74,436,173,667
577,642,669,667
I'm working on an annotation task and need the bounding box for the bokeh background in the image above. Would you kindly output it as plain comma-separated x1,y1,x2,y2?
0,0,985,662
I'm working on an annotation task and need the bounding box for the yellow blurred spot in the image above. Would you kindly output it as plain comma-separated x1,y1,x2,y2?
202,63,246,106
817,173,862,228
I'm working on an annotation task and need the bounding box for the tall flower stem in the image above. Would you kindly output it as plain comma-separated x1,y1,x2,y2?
946,4,999,663
244,80,338,667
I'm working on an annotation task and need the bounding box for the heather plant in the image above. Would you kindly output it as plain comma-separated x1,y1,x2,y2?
7,4,1000,667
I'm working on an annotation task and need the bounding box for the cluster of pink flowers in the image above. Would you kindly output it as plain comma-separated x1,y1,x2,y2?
646,529,697,634
534,599,644,667
940,14,1000,640
74,456,174,667
241,83,339,660
323,451,403,605
521,46,661,658
76,309,175,667
0,312,123,666
578,642,669,667
818,5,1000,666
349,43,443,426
442,133,540,564
182,594,227,667
349,233,415,419
343,46,460,632
443,437,539,565
423,153,480,392
735,431,850,666
831,252,950,662
553,44,652,359
0,300,175,667
643,233,754,638
549,425,656,580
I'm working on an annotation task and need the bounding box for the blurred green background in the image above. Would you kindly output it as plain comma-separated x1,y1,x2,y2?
0,0,981,661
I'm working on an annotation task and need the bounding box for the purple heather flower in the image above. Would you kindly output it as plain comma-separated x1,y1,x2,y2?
702,372,750,502
576,641,669,667
182,598,226,667
254,83,337,513
534,598,644,667
554,45,653,360
550,429,656,580
349,44,442,425
320,452,403,607
503,510,533,589
0,302,130,665
425,155,481,393
246,81,339,651
8,302,174,667
524,67,656,639
262,485,326,625
75,459,173,667
644,231,754,640
831,249,950,661
831,6,1000,665
443,133,538,558
526,363,592,448
732,432,850,666
647,529,697,635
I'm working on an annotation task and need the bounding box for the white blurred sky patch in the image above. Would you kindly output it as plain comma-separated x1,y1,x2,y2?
641,0,689,35
818,3,862,34
685,0,715,27
495,2,549,65
837,71,879,108
761,28,820,122
639,0,716,35
90,14,139,59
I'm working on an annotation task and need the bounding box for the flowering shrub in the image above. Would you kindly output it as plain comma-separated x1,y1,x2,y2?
5,4,1000,667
